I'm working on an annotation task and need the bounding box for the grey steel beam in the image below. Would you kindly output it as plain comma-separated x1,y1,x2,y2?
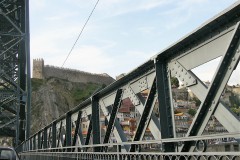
0,103,16,114
0,0,30,146
175,68,240,135
24,0,31,140
92,96,101,152
43,128,47,149
126,83,161,140
155,60,175,152
177,28,235,70
57,121,63,147
0,128,15,137
37,132,41,149
72,111,82,147
84,118,92,151
66,112,72,148
52,121,57,148
33,135,36,150
15,1,240,155
181,22,240,152
102,89,123,151
130,77,157,152
99,98,129,151
47,128,52,148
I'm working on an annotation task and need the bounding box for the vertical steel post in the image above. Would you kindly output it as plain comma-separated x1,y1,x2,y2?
66,112,72,150
52,122,57,148
25,0,31,140
33,135,36,150
37,132,41,149
92,96,100,152
43,128,47,149
155,60,175,152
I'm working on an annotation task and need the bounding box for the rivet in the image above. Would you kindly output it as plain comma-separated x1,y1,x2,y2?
229,66,232,70
212,101,215,104
189,76,191,79
232,57,235,61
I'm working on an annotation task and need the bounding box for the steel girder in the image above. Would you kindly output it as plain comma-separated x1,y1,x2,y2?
0,0,30,145
19,1,240,155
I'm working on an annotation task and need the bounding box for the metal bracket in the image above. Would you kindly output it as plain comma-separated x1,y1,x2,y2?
168,60,197,87
125,86,140,106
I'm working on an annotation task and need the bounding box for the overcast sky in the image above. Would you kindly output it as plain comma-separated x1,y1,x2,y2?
29,0,239,83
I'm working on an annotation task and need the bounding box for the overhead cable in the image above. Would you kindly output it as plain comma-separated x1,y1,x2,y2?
62,0,100,67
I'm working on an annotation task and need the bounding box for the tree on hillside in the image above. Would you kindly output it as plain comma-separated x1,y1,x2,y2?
188,108,197,116
171,77,179,88
192,96,201,107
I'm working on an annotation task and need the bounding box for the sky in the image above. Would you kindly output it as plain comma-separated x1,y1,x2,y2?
29,0,239,83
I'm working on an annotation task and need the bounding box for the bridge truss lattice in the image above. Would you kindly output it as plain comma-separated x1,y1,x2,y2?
19,1,240,159
0,0,31,145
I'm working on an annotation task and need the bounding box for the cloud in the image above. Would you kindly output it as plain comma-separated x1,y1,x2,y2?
30,0,47,10
45,11,79,21
137,27,155,35
60,45,114,74
29,0,239,80
97,0,172,17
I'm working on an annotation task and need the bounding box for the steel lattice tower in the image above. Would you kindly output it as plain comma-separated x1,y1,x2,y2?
0,0,30,146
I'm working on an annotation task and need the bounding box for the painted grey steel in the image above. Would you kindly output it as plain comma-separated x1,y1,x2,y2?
181,22,240,152
0,0,31,145
130,77,157,152
102,89,123,151
92,96,101,152
17,0,240,157
155,61,175,152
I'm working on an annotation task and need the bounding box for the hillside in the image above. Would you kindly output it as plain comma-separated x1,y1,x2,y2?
31,77,105,134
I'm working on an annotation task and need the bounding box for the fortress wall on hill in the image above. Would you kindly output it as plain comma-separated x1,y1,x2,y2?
44,65,115,85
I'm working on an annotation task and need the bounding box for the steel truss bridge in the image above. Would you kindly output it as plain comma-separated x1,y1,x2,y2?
1,1,240,160
0,0,31,146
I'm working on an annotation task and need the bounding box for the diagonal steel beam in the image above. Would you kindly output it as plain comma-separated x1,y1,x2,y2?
0,10,23,34
102,89,123,151
72,111,82,147
0,117,16,129
99,98,129,152
181,22,240,152
130,77,157,152
126,84,161,140
0,103,16,114
169,59,240,134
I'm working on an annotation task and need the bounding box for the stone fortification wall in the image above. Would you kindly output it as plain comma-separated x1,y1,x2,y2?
32,58,44,79
44,65,114,85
